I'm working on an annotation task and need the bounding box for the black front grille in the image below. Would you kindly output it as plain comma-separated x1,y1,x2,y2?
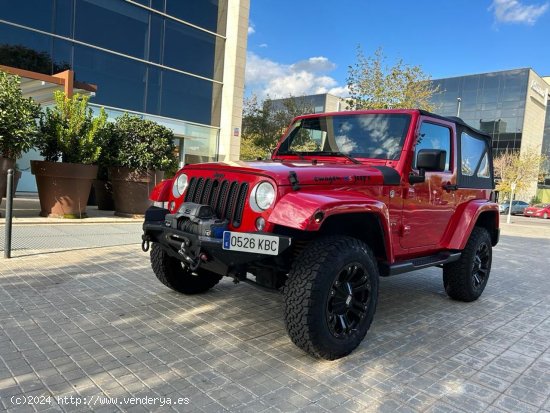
185,177,249,227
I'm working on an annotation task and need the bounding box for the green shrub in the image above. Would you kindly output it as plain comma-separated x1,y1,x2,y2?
0,71,41,159
111,113,178,173
36,91,107,164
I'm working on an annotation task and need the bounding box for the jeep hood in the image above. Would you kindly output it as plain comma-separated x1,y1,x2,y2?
183,160,401,186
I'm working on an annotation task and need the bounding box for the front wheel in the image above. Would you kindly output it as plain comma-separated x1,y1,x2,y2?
443,227,492,302
283,236,379,360
150,244,222,294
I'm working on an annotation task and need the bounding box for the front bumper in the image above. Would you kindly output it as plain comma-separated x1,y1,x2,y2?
142,207,291,276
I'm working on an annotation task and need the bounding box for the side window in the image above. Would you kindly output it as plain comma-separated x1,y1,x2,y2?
461,132,489,177
414,122,451,170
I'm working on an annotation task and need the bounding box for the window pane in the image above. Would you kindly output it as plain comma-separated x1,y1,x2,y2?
160,69,217,125
52,38,72,72
477,153,490,178
75,0,149,59
165,0,219,33
148,13,163,64
462,75,480,91
54,0,73,36
184,124,220,163
461,132,486,176
163,20,217,79
0,24,54,74
415,123,451,170
73,45,146,112
0,0,53,32
151,0,165,12
146,66,161,114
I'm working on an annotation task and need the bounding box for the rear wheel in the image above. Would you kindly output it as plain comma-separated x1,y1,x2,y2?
283,236,379,360
150,244,222,294
443,227,492,302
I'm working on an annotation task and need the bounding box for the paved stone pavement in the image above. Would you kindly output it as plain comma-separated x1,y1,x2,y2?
0,223,142,253
0,226,549,412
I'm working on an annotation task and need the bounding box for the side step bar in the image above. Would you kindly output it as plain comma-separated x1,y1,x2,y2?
381,252,461,276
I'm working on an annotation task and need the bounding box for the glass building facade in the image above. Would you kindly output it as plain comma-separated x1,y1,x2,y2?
429,69,533,157
0,0,235,164
430,68,550,194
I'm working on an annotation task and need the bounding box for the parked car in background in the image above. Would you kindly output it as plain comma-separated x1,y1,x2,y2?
524,203,550,219
499,200,529,215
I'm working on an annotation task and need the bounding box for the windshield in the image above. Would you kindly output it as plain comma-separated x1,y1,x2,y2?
277,114,411,160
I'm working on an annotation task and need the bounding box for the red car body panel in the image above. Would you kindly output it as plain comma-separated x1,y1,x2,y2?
149,179,173,202
443,199,499,250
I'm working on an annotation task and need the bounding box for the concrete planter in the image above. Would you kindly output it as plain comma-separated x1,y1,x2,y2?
109,167,163,217
0,156,16,201
31,160,98,218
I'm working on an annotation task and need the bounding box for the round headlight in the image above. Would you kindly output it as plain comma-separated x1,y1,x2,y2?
250,181,275,211
172,173,188,197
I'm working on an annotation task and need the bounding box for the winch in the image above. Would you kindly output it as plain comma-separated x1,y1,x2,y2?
164,202,228,238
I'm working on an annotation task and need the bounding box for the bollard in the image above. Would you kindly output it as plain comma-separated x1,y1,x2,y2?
4,169,14,259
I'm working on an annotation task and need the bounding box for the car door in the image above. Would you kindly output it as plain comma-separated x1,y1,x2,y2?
400,118,456,250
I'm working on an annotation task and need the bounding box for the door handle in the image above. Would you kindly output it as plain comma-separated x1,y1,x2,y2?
442,183,458,191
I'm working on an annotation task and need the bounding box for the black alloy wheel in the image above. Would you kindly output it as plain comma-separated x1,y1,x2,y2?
326,263,371,339
283,236,379,360
443,227,492,302
471,241,490,291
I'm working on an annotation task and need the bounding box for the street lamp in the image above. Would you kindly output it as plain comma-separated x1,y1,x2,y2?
456,97,462,117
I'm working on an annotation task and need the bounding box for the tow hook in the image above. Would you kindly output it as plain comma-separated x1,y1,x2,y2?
178,242,201,271
141,235,151,252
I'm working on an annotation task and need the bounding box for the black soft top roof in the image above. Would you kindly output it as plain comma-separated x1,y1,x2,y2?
418,109,491,140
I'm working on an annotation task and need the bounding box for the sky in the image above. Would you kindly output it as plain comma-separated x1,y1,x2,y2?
245,0,550,99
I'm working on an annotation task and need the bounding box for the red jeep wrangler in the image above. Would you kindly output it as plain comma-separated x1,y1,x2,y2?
142,109,499,360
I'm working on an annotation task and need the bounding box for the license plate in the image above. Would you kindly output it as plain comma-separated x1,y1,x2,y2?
222,232,280,255
527,211,533,214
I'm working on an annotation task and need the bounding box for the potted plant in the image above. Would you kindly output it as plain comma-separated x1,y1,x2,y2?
0,71,40,202
92,122,116,210
108,113,177,217
32,90,107,218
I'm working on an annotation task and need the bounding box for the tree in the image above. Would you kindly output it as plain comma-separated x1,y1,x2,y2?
494,148,547,221
494,149,546,197
346,46,439,111
240,94,313,160
0,71,41,160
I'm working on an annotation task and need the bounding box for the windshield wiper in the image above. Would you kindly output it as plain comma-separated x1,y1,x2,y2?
325,151,361,164
285,151,306,160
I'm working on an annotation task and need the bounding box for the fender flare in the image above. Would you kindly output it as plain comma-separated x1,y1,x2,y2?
149,178,174,202
443,200,499,250
268,190,394,262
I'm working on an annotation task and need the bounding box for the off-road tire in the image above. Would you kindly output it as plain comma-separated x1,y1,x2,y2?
150,243,222,294
443,227,492,302
283,236,379,360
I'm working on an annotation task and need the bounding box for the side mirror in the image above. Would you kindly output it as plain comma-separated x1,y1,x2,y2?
416,149,446,171
409,149,447,185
